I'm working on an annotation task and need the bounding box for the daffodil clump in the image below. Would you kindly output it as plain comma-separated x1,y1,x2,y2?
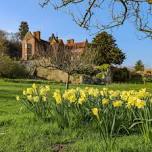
52,87,152,143
17,85,152,143
17,84,51,119
22,83,50,102
52,87,151,110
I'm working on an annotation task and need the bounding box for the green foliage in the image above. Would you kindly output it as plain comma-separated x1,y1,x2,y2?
0,56,28,78
96,73,105,79
89,32,125,65
19,21,29,40
1,80,152,151
96,64,110,71
18,83,152,151
10,62,28,78
112,67,130,82
19,84,52,120
134,60,144,72
96,64,111,83
130,72,143,83
145,76,152,83
76,64,95,76
129,101,152,143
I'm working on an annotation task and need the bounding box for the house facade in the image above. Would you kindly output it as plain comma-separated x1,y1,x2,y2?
21,31,87,60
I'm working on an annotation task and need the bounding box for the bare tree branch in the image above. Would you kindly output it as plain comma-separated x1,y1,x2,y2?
39,0,152,38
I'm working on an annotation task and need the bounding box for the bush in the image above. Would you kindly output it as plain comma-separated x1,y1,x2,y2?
112,67,130,82
145,76,152,83
0,56,28,78
11,62,28,78
96,64,111,84
77,65,96,76
129,72,143,83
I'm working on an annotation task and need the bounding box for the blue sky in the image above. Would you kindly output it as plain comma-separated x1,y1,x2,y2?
0,0,152,67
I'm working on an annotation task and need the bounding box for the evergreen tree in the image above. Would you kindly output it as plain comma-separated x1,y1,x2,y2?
134,60,144,72
89,32,125,66
18,21,29,40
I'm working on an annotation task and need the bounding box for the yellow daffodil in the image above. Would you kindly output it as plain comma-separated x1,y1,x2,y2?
113,100,123,108
32,83,37,90
16,96,20,101
100,90,104,96
63,89,77,103
27,95,33,101
78,90,86,104
53,90,62,104
135,99,146,109
127,96,137,107
85,87,99,97
45,85,50,91
42,96,47,102
40,87,47,96
23,90,26,95
33,96,39,102
102,98,109,105
26,88,33,95
91,108,99,119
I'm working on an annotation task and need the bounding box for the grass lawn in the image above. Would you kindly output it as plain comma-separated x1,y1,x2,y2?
0,79,152,152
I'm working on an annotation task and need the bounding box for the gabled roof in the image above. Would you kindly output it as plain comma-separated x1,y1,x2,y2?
23,32,49,45
23,32,35,40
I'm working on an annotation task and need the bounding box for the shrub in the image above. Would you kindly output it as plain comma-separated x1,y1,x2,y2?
96,64,111,84
10,62,28,78
129,72,143,83
145,76,152,83
0,56,28,78
112,67,130,82
77,64,96,76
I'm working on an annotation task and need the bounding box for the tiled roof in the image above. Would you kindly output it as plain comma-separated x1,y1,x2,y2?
66,41,87,48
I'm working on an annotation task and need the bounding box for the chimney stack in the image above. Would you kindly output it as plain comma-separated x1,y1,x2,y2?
33,31,41,40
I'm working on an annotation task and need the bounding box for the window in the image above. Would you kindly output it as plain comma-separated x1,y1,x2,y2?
27,43,32,59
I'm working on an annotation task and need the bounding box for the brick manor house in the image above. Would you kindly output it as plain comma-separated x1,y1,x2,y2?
21,31,88,60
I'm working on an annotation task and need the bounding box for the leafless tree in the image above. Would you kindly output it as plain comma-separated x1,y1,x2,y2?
0,30,9,56
39,0,152,38
36,44,90,89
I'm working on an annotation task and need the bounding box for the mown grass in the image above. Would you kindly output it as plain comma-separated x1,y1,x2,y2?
0,79,152,152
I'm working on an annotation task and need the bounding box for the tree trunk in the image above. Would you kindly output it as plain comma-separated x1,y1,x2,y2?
66,73,70,89
107,69,112,84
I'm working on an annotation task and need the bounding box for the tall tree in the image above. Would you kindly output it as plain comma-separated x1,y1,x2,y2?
87,32,125,66
19,21,29,40
0,30,21,58
134,60,145,72
8,32,21,58
40,0,152,38
0,30,8,56
37,45,91,89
